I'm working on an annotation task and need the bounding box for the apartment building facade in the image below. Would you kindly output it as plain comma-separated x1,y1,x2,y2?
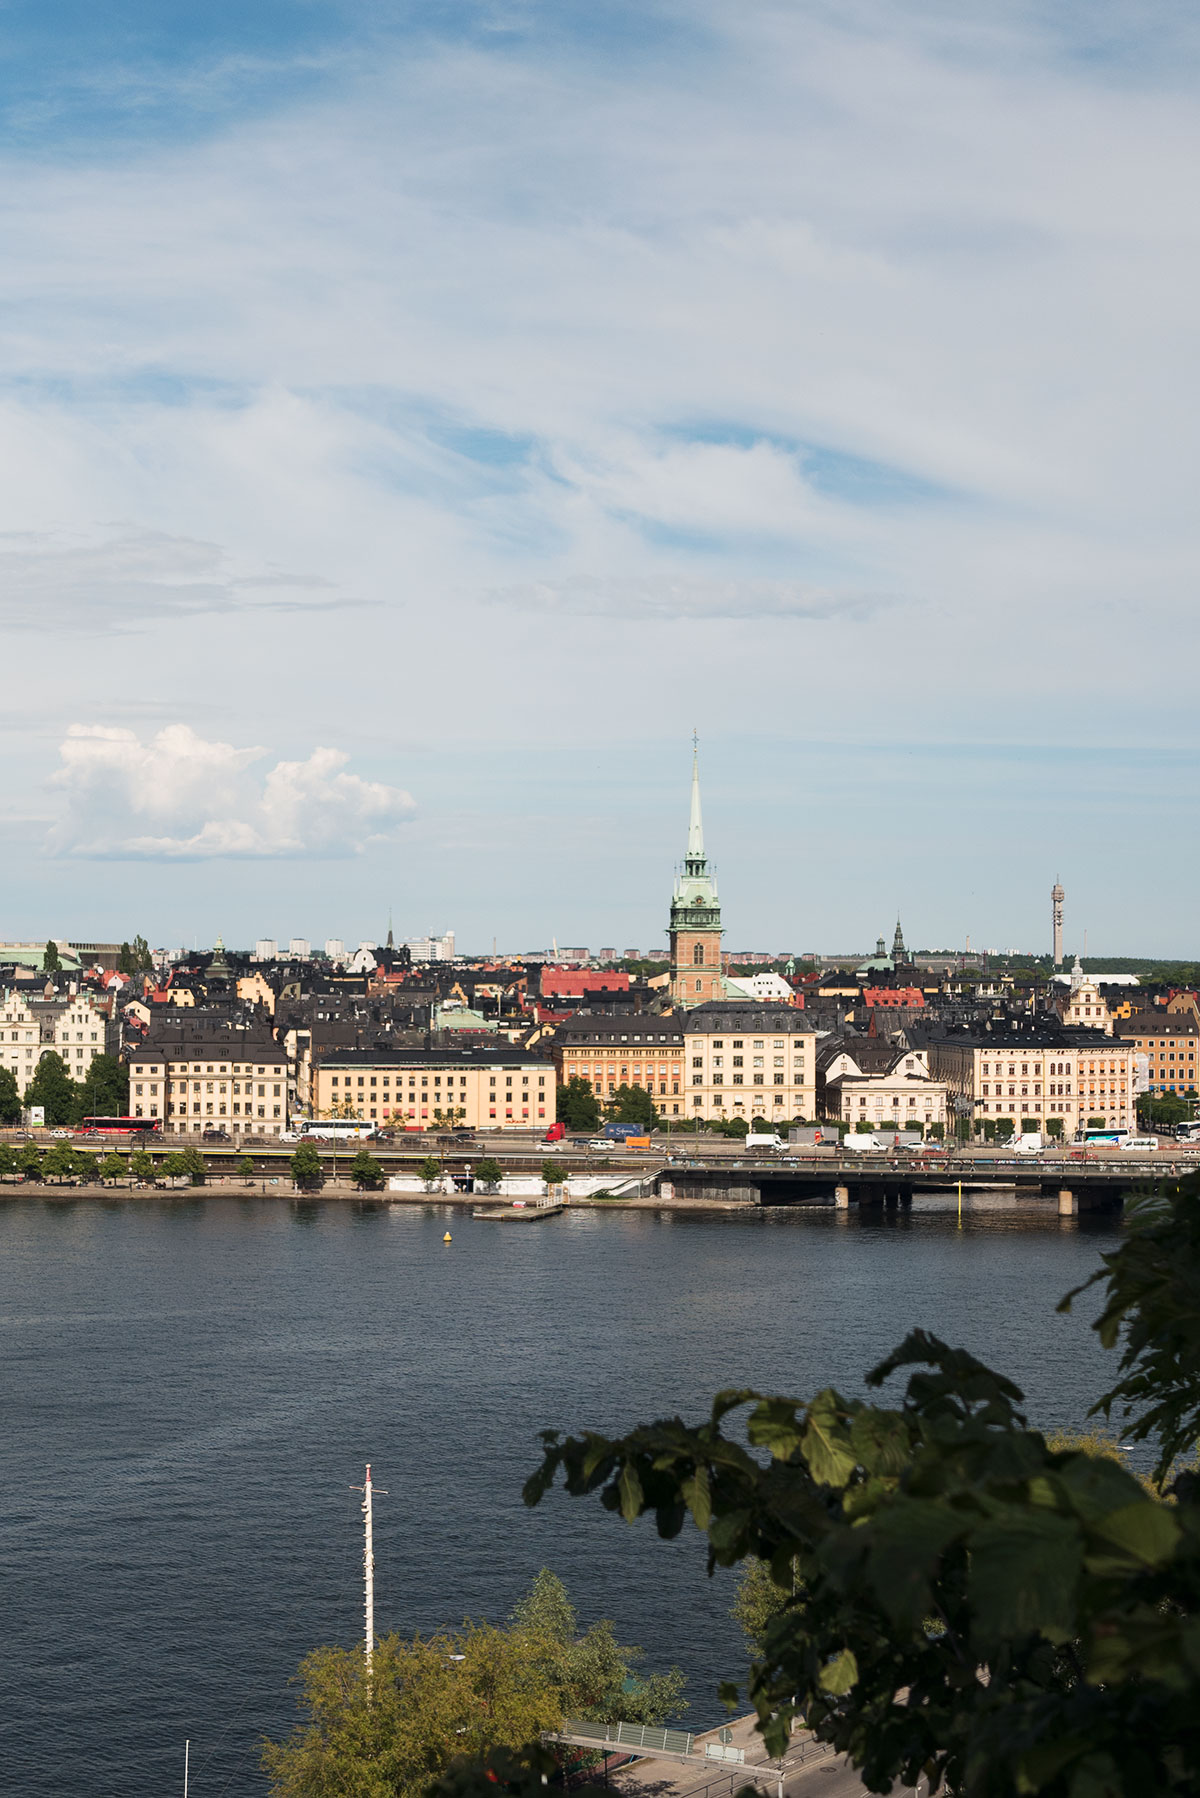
126,1037,289,1135
1115,1012,1200,1095
0,989,116,1096
311,1046,554,1130
553,1016,686,1112
927,1031,1134,1135
683,1003,817,1123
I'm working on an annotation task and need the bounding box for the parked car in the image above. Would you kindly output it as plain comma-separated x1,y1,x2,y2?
201,1128,231,1142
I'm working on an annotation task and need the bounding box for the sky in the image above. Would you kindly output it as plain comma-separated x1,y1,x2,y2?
1,0,1198,957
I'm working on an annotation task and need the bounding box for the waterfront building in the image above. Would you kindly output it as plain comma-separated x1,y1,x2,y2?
1115,1011,1200,1096
683,1003,817,1123
817,1039,947,1133
127,1036,289,1134
926,1030,1134,1135
311,1045,553,1129
0,989,116,1096
668,746,724,1008
0,993,40,1094
1054,957,1113,1034
552,1015,685,1111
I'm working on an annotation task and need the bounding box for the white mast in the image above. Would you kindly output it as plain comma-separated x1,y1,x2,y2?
352,1464,387,1668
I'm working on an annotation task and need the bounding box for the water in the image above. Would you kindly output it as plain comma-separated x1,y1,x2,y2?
0,1194,1121,1796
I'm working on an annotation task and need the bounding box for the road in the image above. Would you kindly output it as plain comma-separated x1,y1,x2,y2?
607,1712,925,1798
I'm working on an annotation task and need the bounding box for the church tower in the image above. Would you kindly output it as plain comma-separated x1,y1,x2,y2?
668,742,723,1008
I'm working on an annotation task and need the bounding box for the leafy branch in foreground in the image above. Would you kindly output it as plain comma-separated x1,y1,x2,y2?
521,1182,1200,1796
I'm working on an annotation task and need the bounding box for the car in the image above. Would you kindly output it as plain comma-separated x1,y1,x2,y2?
201,1128,232,1142
586,1139,610,1151
542,1140,564,1152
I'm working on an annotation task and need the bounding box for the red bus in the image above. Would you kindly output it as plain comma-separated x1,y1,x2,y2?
79,1116,163,1136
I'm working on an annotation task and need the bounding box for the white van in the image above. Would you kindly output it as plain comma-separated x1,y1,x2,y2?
1120,1136,1160,1152
744,1133,786,1151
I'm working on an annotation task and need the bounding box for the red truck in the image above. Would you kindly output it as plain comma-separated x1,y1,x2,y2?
543,1121,566,1142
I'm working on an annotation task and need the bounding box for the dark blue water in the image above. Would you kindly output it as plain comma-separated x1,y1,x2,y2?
0,1195,1120,1796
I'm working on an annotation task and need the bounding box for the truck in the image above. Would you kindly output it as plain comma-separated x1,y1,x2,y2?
842,1133,889,1155
744,1133,786,1151
603,1122,648,1140
543,1121,566,1142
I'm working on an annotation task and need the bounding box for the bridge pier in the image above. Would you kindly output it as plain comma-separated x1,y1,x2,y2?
1058,1188,1077,1217
834,1185,850,1209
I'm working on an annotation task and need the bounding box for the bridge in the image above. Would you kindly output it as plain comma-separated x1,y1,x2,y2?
656,1150,1194,1214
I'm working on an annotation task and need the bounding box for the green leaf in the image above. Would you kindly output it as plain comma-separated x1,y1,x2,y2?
818,1647,858,1695
747,1396,804,1460
680,1463,712,1529
968,1512,1083,1643
617,1462,644,1522
800,1392,858,1489
1088,1499,1180,1568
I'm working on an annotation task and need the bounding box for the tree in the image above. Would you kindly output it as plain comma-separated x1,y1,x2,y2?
508,1569,685,1726
418,1155,443,1189
117,941,134,974
1046,1118,1064,1139
75,1151,99,1184
17,1143,43,1180
557,1078,600,1133
605,1084,657,1130
350,1150,385,1190
43,939,61,973
42,1143,76,1182
731,1557,796,1657
129,1148,156,1182
263,1622,565,1798
291,1143,323,1189
519,1181,1200,1798
475,1158,503,1190
100,1151,127,1185
73,1054,129,1124
24,1052,79,1126
0,1065,20,1126
179,1146,206,1186
540,1159,566,1187
117,935,154,974
0,1143,14,1179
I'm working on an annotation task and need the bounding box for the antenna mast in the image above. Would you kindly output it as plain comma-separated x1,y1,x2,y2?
351,1463,388,1668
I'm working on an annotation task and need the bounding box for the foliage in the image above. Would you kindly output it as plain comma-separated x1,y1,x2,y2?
117,934,154,974
0,1065,20,1125
855,1120,875,1133
160,1151,188,1181
177,1146,206,1185
730,1556,795,1657
291,1143,323,1188
557,1077,600,1132
350,1150,386,1190
604,1084,657,1130
1087,1116,1107,1130
130,1149,156,1181
0,1143,15,1177
73,1054,129,1124
474,1159,503,1189
100,1151,128,1184
540,1159,566,1187
43,939,61,972
24,1052,79,1126
263,1622,565,1798
1046,1118,1064,1139
42,1142,77,1181
1138,1091,1195,1131
508,1569,685,1726
993,1116,1014,1141
17,1143,43,1179
519,1182,1200,1797
75,1151,99,1183
417,1156,443,1187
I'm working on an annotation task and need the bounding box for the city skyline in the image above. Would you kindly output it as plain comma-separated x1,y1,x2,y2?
1,4,1198,950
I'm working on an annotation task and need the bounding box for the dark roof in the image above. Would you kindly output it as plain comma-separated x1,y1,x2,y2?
1117,1013,1200,1037
128,1037,284,1062
554,1015,684,1045
683,1003,813,1035
318,1046,552,1068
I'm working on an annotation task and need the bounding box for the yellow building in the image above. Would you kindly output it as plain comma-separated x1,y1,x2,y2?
0,994,40,1095
311,1047,554,1130
927,1032,1134,1135
554,1017,685,1112
1116,1012,1200,1096
683,1003,816,1123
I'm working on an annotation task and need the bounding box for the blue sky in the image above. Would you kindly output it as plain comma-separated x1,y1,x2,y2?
1,1,1198,956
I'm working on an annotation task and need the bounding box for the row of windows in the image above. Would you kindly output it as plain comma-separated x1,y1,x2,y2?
695,1074,803,1087
328,1073,546,1087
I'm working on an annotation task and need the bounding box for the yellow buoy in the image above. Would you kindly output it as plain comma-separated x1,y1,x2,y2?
443,1231,452,1242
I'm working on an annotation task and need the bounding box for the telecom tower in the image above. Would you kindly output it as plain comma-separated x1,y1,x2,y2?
1051,881,1064,967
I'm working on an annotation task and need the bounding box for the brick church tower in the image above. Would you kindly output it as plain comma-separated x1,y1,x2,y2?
668,742,723,1008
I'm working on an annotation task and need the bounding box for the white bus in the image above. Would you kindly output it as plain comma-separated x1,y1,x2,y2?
297,1119,379,1141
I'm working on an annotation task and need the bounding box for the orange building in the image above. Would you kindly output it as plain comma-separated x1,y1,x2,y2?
668,746,723,1008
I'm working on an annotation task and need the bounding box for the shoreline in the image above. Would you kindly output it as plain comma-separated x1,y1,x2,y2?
0,1180,762,1213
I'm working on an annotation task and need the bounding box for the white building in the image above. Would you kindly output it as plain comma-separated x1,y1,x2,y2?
287,938,311,960
253,939,278,961
725,972,796,1002
404,930,456,963
323,939,345,961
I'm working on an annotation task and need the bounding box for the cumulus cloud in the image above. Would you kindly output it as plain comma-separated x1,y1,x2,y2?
0,527,355,632
491,575,892,621
48,724,415,859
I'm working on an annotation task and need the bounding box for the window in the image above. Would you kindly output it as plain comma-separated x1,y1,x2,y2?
693,943,705,965
692,1056,703,1067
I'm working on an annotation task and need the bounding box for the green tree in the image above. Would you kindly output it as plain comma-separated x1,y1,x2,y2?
129,1148,156,1182
17,1143,43,1180
520,1182,1200,1798
263,1622,565,1798
24,1052,79,1126
730,1557,797,1658
180,1146,206,1186
508,1569,685,1726
73,1054,129,1124
556,1077,600,1133
540,1159,566,1187
350,1150,385,1190
605,1084,656,1130
0,1143,15,1178
43,939,61,973
418,1155,443,1189
42,1143,77,1182
474,1158,503,1190
291,1143,323,1189
0,1065,20,1126
117,941,134,974
75,1151,99,1184
100,1151,128,1185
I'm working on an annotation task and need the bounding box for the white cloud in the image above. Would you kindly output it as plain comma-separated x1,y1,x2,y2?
492,575,891,621
48,724,415,859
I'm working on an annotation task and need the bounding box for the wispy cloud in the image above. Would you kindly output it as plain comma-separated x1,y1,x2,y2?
48,724,415,859
492,575,891,621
